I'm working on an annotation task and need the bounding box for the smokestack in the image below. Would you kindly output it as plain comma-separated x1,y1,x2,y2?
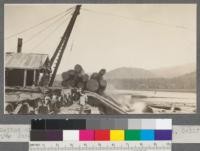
17,38,23,53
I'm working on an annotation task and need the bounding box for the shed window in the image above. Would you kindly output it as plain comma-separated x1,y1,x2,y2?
26,70,34,86
6,69,36,87
6,69,24,86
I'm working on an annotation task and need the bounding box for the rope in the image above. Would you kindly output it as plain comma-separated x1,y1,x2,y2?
5,6,75,40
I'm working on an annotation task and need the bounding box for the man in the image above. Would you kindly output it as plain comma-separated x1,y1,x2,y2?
72,88,81,101
61,89,72,106
79,92,88,114
44,95,51,105
50,93,59,113
35,96,50,114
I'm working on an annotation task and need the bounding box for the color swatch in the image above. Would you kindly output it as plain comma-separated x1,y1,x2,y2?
63,130,79,141
31,130,63,141
30,119,172,141
125,130,140,140
80,130,94,141
110,130,125,141
31,129,172,141
94,130,110,141
141,130,155,140
155,130,172,140
31,119,172,130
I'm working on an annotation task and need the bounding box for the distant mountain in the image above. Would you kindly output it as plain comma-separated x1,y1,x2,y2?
104,63,195,80
106,71,196,90
54,63,196,89
173,71,196,80
104,67,156,79
169,72,196,89
151,63,196,78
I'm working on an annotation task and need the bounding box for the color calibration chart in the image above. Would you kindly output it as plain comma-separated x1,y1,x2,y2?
29,119,172,151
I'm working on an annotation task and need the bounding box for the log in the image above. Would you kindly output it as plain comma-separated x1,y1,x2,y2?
72,73,82,84
82,74,89,82
62,80,76,88
62,72,70,81
68,80,77,87
69,70,76,76
18,103,30,114
61,81,68,87
62,70,75,81
77,82,85,89
5,103,14,113
38,106,49,114
97,88,105,95
61,66,107,94
78,73,83,78
86,79,99,92
90,72,99,80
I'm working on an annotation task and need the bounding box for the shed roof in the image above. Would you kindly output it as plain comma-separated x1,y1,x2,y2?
5,52,49,69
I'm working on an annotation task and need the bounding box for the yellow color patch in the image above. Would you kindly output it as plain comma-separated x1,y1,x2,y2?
110,130,124,141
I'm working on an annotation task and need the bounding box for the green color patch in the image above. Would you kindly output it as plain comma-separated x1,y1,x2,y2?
125,130,141,140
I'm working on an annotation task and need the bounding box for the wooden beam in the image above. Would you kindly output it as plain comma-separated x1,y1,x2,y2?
33,70,36,85
49,5,81,86
23,70,27,87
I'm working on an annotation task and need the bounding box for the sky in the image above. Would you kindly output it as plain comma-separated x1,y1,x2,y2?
4,4,196,74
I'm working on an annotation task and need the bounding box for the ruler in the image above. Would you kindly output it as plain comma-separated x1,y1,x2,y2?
0,125,200,143
29,141,171,151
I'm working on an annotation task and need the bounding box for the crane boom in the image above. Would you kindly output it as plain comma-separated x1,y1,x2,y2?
49,5,81,86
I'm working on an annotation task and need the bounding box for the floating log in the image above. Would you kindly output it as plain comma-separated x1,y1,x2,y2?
143,106,154,113
86,79,99,92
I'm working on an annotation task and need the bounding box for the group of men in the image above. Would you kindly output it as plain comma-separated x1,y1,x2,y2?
36,88,88,114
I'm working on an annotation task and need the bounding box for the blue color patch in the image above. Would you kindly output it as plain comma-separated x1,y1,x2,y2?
140,130,155,140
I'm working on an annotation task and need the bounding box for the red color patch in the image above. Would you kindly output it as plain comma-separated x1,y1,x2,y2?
94,130,110,141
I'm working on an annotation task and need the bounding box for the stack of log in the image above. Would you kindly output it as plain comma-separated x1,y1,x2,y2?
61,64,107,94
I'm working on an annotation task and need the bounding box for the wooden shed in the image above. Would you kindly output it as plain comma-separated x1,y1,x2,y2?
5,52,51,87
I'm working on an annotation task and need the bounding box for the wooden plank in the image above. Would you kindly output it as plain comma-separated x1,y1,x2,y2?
33,70,36,85
23,70,27,87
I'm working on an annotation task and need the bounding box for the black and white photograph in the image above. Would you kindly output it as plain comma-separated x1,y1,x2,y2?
4,4,196,114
